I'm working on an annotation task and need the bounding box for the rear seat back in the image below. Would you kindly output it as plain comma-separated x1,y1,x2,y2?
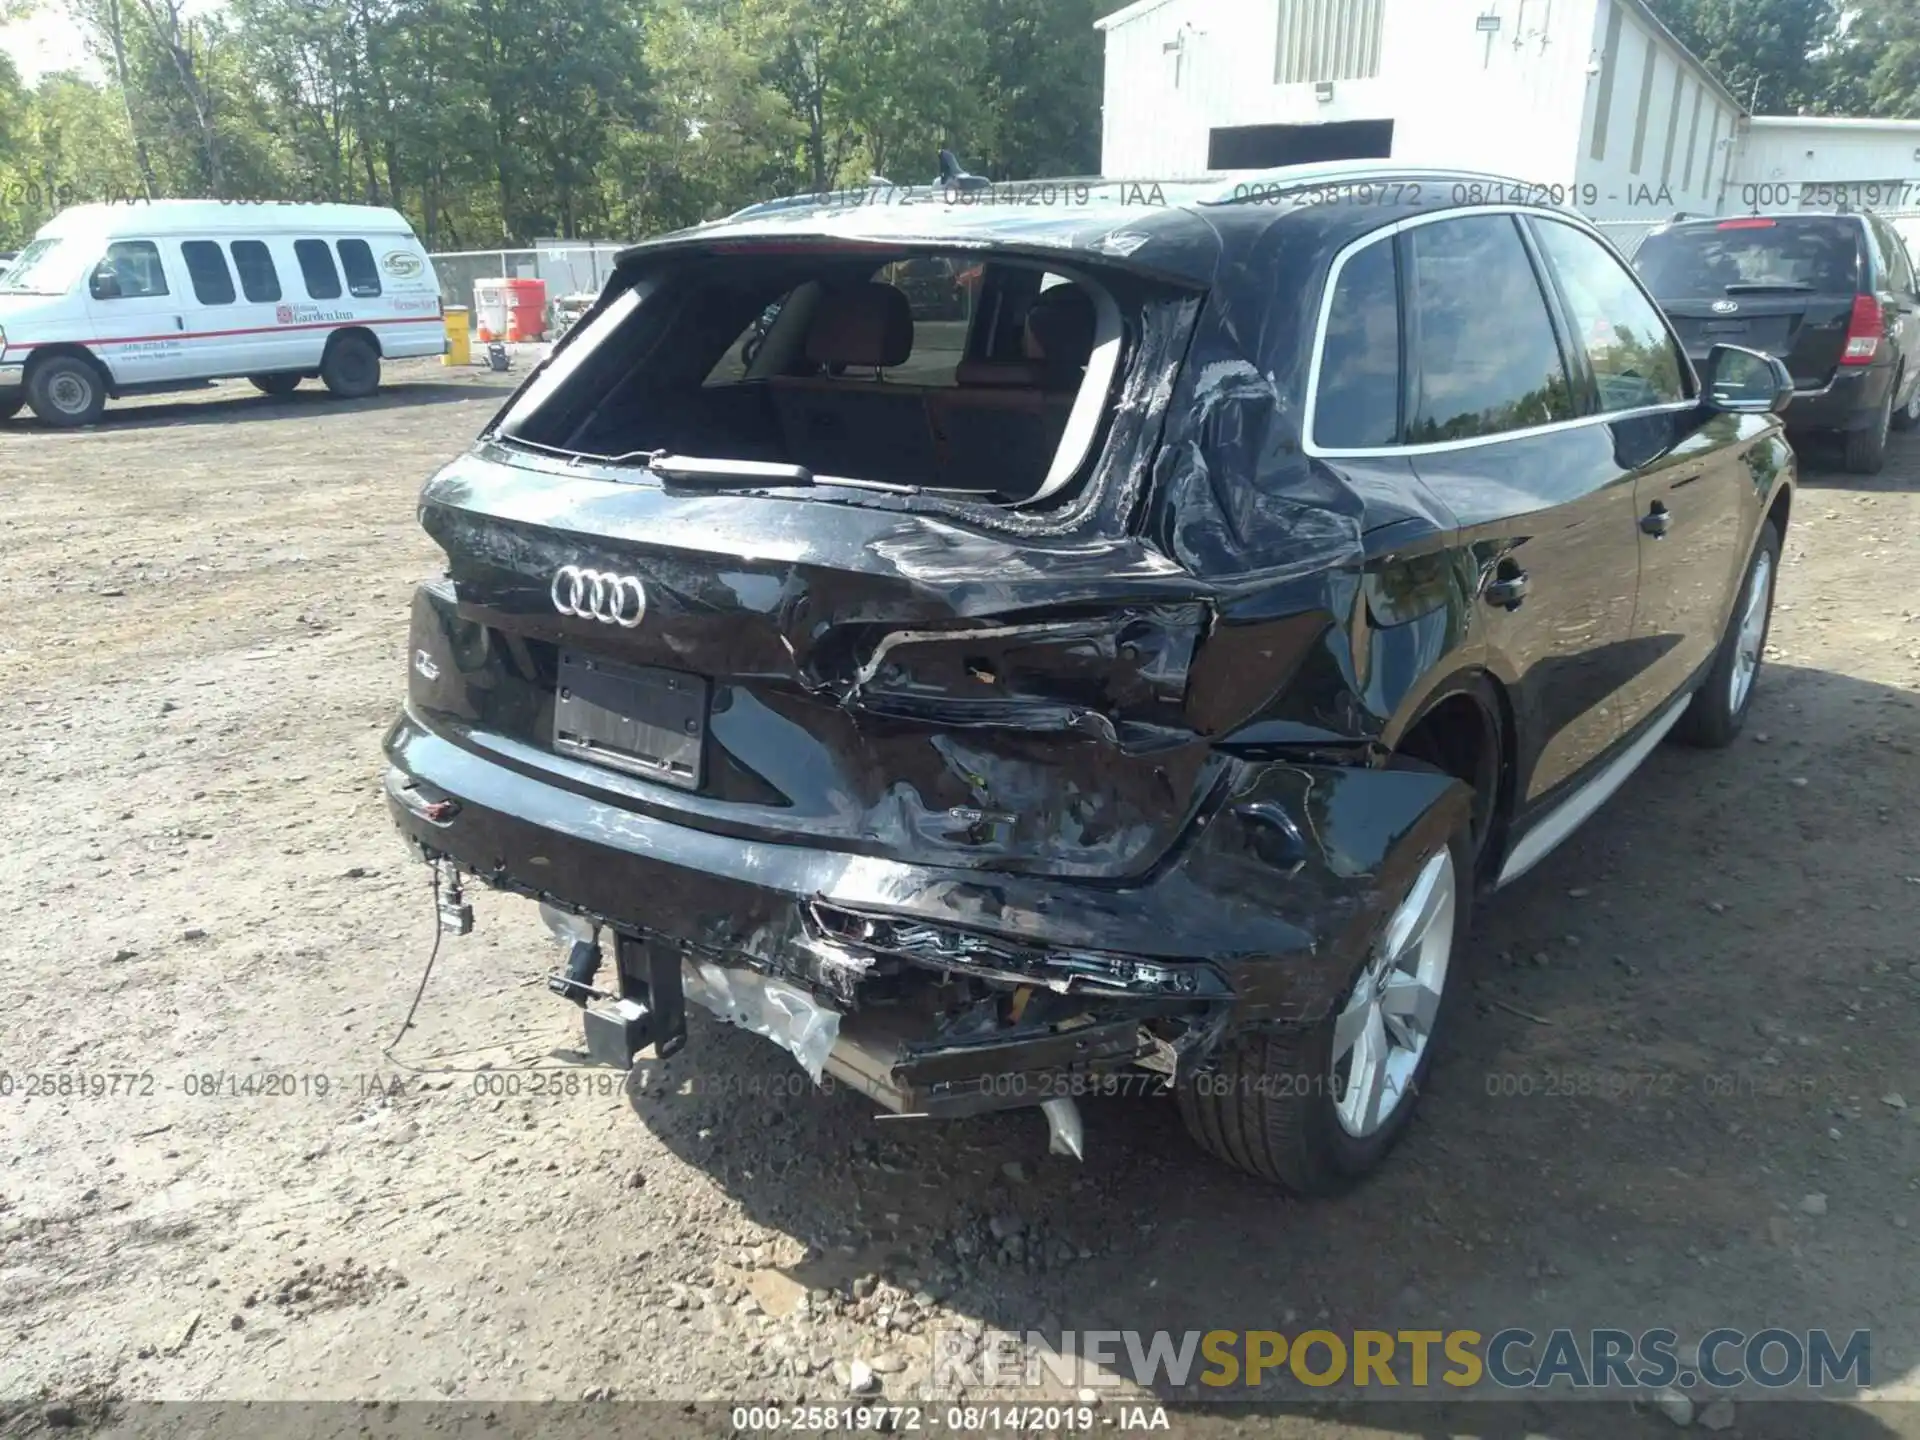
770,283,936,485
926,285,1095,497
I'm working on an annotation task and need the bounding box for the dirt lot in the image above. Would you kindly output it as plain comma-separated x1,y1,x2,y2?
1,362,1917,1438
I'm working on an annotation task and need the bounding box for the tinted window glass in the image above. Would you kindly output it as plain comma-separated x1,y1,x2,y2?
294,238,342,299
1314,238,1401,448
1532,219,1687,411
1873,219,1913,293
1406,216,1575,442
337,238,381,297
1634,217,1861,295
92,240,168,300
230,240,281,302
180,240,236,305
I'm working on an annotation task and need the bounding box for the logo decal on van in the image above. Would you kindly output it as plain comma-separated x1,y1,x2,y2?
276,304,295,324
382,250,424,279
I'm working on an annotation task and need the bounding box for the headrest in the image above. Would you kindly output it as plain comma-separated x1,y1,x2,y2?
1024,285,1096,378
804,283,913,369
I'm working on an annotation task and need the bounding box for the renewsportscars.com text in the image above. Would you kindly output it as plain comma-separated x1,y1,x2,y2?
931,1327,1870,1395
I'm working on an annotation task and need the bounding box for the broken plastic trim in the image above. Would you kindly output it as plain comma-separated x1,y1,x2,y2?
680,957,841,1082
807,901,1231,999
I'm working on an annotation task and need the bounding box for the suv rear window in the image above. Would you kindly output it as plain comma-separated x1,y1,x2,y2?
499,249,1136,509
1634,217,1862,295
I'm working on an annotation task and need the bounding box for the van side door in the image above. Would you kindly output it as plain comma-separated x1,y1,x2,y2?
82,239,192,386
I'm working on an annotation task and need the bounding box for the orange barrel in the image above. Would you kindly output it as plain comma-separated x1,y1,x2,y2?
504,278,549,342
473,279,511,342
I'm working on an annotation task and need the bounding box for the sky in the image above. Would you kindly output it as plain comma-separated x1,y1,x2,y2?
1,5,99,83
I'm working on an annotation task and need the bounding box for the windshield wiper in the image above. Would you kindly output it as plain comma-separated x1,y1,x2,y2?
1723,282,1815,293
613,451,815,488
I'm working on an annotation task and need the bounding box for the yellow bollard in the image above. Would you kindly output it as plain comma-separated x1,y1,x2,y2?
442,305,472,367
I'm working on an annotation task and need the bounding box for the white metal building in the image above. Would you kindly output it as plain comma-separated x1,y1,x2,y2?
1097,0,1920,224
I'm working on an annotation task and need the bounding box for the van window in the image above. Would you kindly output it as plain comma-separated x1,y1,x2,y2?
338,239,381,298
230,240,281,303
91,241,168,300
295,239,343,300
181,241,237,306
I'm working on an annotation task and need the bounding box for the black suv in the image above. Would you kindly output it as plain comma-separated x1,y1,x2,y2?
1635,211,1920,473
384,164,1794,1195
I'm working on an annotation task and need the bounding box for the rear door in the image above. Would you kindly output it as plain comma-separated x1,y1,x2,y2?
1635,216,1864,390
1390,212,1642,805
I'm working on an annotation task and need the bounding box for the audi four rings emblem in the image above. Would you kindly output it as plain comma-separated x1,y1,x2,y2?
551,565,647,627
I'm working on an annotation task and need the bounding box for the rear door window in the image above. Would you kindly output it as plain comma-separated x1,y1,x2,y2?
294,239,342,299
1405,215,1576,443
180,240,237,306
230,240,281,303
1531,218,1688,411
1634,218,1862,296
1313,237,1402,449
337,238,381,297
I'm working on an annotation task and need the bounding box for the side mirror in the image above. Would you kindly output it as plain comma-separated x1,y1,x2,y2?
89,266,122,300
1703,343,1793,415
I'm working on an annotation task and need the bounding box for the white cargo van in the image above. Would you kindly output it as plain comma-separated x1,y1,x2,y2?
0,201,445,427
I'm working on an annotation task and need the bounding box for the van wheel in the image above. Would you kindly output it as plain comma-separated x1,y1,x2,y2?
250,373,302,396
320,334,381,399
1177,791,1473,1195
27,356,107,428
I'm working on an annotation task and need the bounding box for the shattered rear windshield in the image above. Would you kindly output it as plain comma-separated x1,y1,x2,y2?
498,247,1143,508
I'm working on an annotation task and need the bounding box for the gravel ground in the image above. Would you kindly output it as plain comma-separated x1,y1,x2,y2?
1,362,1917,1438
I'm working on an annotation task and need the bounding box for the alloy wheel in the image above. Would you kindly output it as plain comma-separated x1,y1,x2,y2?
1331,847,1455,1138
1728,548,1773,716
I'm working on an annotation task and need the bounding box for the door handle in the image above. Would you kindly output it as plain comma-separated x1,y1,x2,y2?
1640,502,1672,538
175,316,185,331
1484,569,1529,610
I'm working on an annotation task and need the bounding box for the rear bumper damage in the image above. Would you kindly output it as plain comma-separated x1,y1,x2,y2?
383,708,1469,1127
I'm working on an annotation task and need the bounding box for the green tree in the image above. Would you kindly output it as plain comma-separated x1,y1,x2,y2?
1644,0,1838,113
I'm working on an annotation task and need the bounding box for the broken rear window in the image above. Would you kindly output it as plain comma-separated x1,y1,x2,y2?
494,247,1149,508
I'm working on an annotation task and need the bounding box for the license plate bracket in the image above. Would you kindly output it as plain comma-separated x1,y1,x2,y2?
554,650,708,790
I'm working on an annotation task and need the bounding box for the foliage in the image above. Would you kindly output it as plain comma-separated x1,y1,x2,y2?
0,0,1110,250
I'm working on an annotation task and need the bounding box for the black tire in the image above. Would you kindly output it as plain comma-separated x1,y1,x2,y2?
1891,371,1920,432
249,373,302,396
1177,789,1474,1195
1842,388,1891,474
319,333,381,399
26,355,107,428
1674,519,1780,749
0,397,20,423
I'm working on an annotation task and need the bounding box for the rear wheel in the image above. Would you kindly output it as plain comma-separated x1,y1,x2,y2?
249,373,301,396
1891,371,1920,432
1842,388,1891,474
27,356,107,428
1177,804,1473,1195
1675,519,1780,749
320,333,381,399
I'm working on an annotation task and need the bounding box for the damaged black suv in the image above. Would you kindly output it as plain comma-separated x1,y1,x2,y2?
385,163,1795,1194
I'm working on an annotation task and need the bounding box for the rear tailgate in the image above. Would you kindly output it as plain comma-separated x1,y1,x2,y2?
407,454,1223,882
1659,292,1859,387
1636,216,1864,387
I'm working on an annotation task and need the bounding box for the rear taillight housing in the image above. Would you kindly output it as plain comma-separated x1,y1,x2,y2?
1843,293,1881,365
